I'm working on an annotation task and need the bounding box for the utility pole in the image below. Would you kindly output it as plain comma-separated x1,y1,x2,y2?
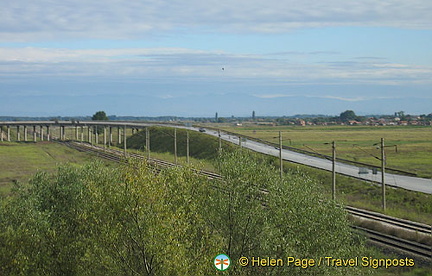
332,141,336,200
279,131,283,179
218,129,222,153
381,138,386,211
123,125,127,157
174,128,177,164
103,127,107,150
146,127,150,159
186,131,190,164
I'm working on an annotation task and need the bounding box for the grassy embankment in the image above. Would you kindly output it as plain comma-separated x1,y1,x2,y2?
124,126,236,171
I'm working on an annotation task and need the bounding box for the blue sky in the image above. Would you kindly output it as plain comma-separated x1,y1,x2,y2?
1,0,431,117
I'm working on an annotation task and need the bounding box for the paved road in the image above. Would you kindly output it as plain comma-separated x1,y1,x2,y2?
194,127,432,194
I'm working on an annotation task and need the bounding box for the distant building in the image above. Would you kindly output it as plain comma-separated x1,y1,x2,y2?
348,120,361,125
297,119,306,126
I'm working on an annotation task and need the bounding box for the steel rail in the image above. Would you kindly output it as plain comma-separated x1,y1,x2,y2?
352,226,431,259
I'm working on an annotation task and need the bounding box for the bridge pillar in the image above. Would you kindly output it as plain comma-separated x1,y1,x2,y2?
24,126,28,141
95,127,98,144
103,127,107,149
40,126,43,141
80,126,84,142
0,126,3,141
109,127,113,147
88,126,91,143
16,126,20,141
7,126,10,142
62,126,66,140
33,126,37,142
75,125,79,140
47,126,50,141
40,126,44,141
118,127,122,144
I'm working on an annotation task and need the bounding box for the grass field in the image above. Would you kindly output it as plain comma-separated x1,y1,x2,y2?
213,124,432,178
0,141,97,195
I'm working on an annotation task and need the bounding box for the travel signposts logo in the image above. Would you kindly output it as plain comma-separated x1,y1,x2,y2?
214,254,231,271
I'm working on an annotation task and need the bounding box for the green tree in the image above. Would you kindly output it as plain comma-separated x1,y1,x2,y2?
91,111,109,134
92,111,108,121
213,150,370,275
339,110,357,122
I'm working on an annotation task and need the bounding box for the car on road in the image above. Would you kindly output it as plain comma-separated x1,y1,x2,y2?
199,128,206,132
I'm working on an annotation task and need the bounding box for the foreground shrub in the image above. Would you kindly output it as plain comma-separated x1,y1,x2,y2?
0,150,370,275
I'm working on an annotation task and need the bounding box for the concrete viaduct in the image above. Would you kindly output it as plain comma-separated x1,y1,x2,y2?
0,120,161,146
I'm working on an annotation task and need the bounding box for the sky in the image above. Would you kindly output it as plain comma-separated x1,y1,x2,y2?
1,0,431,117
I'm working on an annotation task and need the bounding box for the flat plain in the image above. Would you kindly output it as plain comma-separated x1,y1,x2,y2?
217,125,432,178
0,142,94,195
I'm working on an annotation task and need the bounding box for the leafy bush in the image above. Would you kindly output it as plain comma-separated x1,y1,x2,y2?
0,150,370,275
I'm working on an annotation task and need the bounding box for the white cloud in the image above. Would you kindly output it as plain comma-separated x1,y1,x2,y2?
253,94,296,99
315,95,365,102
253,94,367,102
1,47,431,89
1,0,432,41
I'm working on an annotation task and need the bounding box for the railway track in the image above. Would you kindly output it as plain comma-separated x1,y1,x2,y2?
352,226,431,259
61,140,221,179
60,140,431,261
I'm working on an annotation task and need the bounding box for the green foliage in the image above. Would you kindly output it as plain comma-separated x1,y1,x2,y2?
339,110,357,122
214,150,370,275
1,151,370,275
91,111,108,121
